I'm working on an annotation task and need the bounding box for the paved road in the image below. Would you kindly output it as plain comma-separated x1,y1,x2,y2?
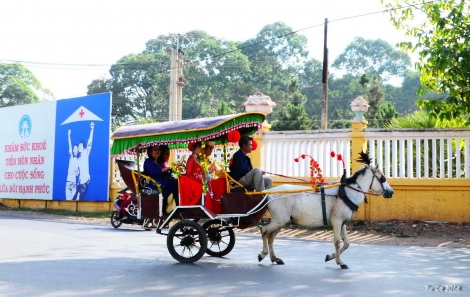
0,213,468,296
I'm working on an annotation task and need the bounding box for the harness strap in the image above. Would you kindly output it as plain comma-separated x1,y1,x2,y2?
320,186,328,225
338,194,359,212
338,184,359,212
343,184,370,204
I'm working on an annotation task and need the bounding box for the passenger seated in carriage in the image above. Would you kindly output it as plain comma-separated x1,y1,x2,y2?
157,145,176,182
180,141,225,213
157,145,171,169
202,142,225,179
186,142,205,183
229,136,272,192
143,145,179,211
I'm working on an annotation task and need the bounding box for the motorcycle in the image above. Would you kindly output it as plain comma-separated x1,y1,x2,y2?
110,187,155,231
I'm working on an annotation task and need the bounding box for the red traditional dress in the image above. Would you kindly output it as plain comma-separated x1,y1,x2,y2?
179,154,224,214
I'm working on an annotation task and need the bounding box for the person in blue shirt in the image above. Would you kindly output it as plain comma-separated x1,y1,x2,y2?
143,145,179,210
229,136,272,192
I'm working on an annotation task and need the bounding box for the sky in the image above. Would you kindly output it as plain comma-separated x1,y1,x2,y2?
0,0,411,100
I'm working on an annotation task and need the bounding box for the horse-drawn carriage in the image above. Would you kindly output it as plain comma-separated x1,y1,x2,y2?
111,112,395,268
110,112,269,263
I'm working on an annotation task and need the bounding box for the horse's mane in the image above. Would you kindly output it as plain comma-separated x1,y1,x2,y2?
355,151,373,165
344,167,367,185
344,151,373,185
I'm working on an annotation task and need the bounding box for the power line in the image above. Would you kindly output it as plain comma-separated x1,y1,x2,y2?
0,0,440,71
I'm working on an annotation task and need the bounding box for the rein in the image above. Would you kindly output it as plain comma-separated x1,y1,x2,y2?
263,171,311,183
335,167,385,214
344,184,380,196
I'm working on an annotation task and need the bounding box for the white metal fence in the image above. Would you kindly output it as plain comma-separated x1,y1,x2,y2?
112,128,470,182
365,129,470,178
263,130,351,178
262,128,470,179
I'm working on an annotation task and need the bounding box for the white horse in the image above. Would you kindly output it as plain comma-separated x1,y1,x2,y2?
258,155,394,269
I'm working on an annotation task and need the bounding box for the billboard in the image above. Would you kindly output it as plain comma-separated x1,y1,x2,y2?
0,93,111,201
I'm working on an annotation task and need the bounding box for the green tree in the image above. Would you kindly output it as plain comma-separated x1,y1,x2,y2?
217,99,232,116
300,58,323,117
271,80,318,130
382,0,470,122
178,30,252,118
384,110,436,128
326,73,364,124
88,50,169,124
0,63,45,107
363,74,399,127
329,108,351,129
90,26,313,123
374,101,399,128
241,22,308,95
332,37,411,81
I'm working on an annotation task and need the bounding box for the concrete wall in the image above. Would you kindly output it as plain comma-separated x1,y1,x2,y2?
2,118,470,223
270,177,470,223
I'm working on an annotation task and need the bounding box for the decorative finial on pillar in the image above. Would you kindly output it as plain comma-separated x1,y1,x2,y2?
350,96,370,122
244,93,276,132
243,93,276,115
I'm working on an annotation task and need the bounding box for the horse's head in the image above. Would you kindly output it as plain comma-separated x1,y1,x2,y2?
367,165,394,198
355,151,394,198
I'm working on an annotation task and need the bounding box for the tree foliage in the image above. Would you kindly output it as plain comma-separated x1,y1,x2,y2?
241,22,309,95
271,80,318,130
0,63,43,107
332,37,411,81
384,110,469,128
83,21,425,130
362,74,399,128
382,0,470,122
88,24,311,125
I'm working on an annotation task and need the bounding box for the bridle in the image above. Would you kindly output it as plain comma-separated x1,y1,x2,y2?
346,167,386,197
368,167,387,195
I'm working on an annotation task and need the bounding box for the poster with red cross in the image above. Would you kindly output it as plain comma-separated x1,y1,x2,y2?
0,93,111,201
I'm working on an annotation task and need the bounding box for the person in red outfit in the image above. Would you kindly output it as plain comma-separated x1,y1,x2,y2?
181,141,225,213
202,141,225,213
186,142,204,182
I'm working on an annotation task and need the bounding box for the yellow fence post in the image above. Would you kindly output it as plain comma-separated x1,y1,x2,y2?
243,93,276,168
109,158,120,210
251,121,271,168
349,96,369,221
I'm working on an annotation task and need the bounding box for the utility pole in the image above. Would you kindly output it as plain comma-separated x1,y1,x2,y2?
165,33,192,121
321,18,329,130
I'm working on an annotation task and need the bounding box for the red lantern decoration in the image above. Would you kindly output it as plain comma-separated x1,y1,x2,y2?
251,139,258,151
227,130,241,143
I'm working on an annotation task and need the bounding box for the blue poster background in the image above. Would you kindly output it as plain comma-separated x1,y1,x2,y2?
52,93,111,201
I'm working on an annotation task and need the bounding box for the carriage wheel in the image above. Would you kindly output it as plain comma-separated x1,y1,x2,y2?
110,211,122,228
167,220,207,263
202,220,236,257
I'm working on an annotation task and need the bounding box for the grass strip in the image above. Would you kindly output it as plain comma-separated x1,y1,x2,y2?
0,205,112,219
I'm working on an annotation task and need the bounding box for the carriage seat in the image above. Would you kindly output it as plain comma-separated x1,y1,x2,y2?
136,172,162,195
225,173,254,192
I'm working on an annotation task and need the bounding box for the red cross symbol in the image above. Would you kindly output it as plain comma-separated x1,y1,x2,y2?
79,109,85,118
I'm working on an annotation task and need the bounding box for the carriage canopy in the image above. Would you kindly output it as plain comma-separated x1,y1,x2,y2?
110,112,266,156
